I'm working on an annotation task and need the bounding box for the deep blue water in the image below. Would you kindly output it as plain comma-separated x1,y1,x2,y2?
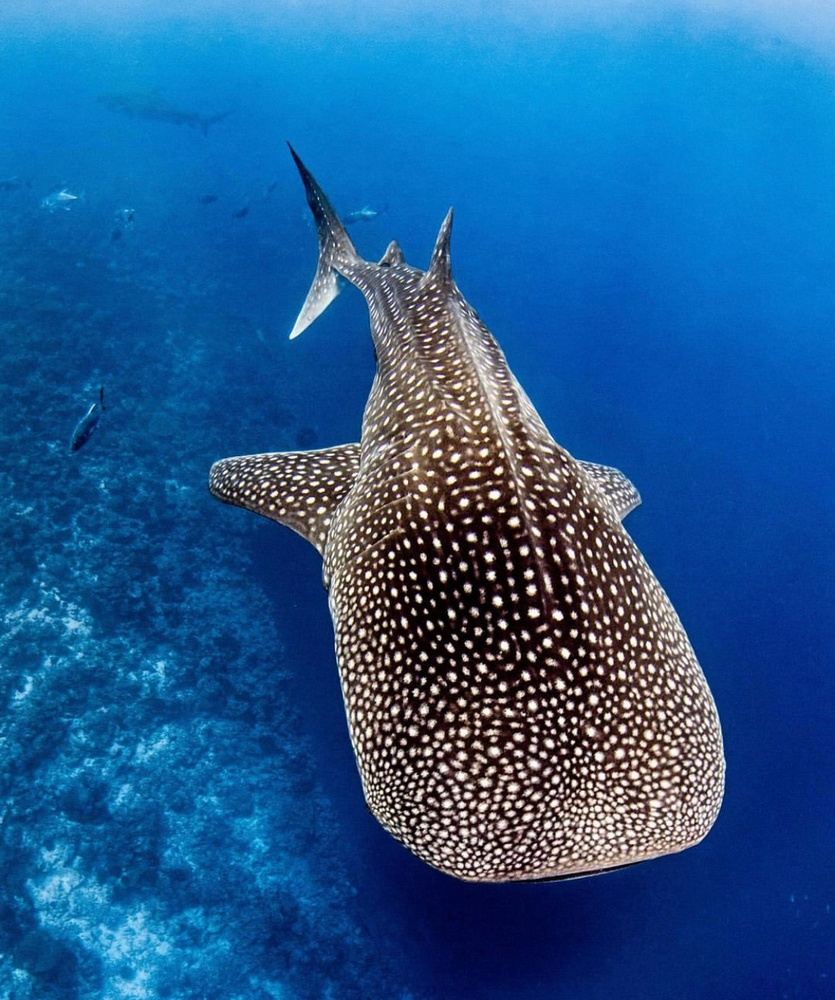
1,4,833,998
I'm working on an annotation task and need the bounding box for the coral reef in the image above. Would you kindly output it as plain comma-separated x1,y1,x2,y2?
0,211,413,999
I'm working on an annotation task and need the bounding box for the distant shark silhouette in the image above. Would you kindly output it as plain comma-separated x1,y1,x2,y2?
98,91,232,136
209,146,725,882
343,204,386,226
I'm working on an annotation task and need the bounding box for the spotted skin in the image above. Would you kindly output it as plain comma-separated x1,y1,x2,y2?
210,445,360,555
209,150,724,882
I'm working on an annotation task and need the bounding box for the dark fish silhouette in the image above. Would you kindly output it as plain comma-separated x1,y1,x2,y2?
98,91,232,136
199,194,219,205
233,205,249,219
209,148,725,882
70,387,106,453
0,176,27,192
110,208,135,243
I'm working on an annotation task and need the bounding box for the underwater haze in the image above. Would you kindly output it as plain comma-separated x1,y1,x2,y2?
1,1,833,997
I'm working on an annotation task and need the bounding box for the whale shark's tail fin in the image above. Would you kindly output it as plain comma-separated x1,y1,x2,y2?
200,110,233,136
288,144,361,340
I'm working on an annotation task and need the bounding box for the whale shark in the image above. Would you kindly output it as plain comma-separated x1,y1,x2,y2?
209,147,724,882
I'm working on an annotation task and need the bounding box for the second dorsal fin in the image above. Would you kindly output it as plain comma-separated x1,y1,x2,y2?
379,240,405,266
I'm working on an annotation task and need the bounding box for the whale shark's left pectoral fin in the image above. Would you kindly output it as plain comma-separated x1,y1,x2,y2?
578,460,642,520
209,443,360,554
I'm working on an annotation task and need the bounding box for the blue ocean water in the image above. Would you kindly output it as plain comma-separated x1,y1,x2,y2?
1,3,833,998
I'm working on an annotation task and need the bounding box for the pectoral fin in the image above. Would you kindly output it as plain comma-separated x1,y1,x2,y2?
578,460,641,520
209,443,360,554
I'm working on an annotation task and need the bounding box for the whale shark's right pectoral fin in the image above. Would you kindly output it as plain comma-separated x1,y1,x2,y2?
209,443,360,554
578,460,641,520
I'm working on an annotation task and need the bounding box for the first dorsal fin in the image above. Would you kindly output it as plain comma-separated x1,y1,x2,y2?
423,208,454,287
209,443,360,554
578,460,641,520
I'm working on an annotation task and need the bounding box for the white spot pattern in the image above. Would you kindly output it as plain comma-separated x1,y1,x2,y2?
577,461,642,521
209,444,360,555
210,158,725,883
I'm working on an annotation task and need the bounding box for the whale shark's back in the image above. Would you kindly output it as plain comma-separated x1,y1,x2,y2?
210,148,724,882
324,412,724,882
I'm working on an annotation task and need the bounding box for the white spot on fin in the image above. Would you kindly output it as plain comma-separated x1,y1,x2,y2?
379,240,405,266
209,443,360,553
422,208,454,287
578,460,642,519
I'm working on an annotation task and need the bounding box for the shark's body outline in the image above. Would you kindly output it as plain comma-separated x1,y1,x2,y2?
343,204,386,226
210,148,724,882
98,92,231,135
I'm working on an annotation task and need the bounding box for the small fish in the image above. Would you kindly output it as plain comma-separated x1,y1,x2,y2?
199,194,218,205
263,180,279,198
233,204,250,219
110,207,135,243
70,387,106,453
41,188,82,212
0,176,25,192
343,204,385,226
